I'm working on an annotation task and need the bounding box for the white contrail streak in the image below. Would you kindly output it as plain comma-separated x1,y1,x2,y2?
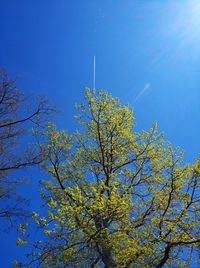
134,83,151,103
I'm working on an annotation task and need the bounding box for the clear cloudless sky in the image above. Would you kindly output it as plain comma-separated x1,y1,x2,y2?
1,0,200,266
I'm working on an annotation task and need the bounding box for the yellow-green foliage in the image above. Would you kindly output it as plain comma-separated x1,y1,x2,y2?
16,89,200,268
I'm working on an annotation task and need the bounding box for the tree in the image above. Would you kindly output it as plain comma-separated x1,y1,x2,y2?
0,69,53,227
16,89,200,267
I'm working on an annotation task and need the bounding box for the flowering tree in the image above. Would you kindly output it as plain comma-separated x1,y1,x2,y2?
16,89,200,267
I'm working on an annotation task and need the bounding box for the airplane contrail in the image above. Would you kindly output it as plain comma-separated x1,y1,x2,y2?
134,83,151,103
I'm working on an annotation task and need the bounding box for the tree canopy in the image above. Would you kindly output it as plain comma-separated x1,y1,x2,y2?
0,69,52,227
15,89,200,267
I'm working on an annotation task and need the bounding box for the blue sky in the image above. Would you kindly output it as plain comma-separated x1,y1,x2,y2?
1,0,200,266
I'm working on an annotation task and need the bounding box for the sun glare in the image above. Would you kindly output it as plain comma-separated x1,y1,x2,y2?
164,0,200,61
181,1,200,38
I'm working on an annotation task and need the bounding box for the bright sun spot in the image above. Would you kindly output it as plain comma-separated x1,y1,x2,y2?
163,0,200,62
183,1,200,35
173,1,200,38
